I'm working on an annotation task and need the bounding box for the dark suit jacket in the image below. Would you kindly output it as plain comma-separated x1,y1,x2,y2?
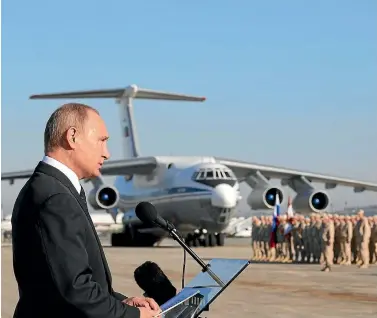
11,161,140,318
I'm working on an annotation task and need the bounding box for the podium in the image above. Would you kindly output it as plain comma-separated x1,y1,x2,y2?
158,258,250,318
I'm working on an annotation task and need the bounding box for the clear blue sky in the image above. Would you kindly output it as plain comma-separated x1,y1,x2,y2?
2,0,377,214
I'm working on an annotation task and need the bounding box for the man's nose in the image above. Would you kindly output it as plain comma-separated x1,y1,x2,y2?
103,146,110,160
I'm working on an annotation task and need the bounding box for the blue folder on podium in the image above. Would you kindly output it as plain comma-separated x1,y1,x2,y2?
157,258,250,318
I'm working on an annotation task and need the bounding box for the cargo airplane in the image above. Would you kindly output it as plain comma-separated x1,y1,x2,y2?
2,84,377,248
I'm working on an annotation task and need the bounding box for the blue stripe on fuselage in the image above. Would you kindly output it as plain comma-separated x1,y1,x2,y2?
115,184,212,200
167,187,210,194
117,186,212,208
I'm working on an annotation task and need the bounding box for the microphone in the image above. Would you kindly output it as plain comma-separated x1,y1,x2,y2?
135,202,225,287
135,201,171,231
134,261,177,306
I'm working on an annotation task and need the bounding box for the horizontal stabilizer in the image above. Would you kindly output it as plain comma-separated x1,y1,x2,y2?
29,84,206,102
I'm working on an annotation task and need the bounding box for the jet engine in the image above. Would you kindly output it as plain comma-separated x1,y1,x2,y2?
88,185,120,210
247,187,284,210
292,190,330,214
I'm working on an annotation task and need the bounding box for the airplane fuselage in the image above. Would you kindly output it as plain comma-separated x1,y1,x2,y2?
111,157,241,239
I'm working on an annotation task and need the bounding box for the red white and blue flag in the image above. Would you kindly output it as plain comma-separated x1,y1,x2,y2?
284,197,295,235
269,193,280,248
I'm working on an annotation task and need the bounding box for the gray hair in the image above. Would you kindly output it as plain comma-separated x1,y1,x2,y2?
44,103,99,153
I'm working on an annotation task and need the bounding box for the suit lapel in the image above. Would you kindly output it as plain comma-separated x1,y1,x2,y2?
35,162,113,286
78,195,113,285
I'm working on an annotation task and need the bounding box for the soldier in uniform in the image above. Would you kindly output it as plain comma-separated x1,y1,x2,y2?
291,217,302,262
302,218,310,263
265,217,273,261
251,217,261,260
297,215,306,262
368,216,376,264
313,215,322,264
371,216,377,264
333,214,341,263
307,215,316,263
351,216,358,264
342,215,353,265
321,215,335,272
356,209,371,268
280,215,290,262
259,216,267,261
276,216,284,262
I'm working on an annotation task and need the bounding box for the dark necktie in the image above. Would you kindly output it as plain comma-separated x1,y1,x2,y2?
80,186,87,205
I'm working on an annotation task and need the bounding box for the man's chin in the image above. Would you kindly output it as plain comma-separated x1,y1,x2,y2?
93,169,102,177
85,169,101,179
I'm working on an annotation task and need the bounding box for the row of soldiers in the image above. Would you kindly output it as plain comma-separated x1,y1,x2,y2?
251,209,377,271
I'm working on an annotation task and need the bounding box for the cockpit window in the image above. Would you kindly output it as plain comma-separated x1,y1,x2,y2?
196,171,205,180
224,171,231,178
192,167,237,187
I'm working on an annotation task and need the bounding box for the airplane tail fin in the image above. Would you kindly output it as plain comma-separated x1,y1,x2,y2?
30,85,206,159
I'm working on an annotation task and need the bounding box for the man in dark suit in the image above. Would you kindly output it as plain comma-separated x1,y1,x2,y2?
11,103,160,318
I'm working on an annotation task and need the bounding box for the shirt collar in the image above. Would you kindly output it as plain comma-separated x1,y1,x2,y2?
42,155,82,194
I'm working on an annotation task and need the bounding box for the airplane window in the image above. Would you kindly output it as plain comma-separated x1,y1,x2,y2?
215,170,221,179
206,170,214,179
193,167,237,187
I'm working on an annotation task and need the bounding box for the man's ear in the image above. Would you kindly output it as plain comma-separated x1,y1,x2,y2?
66,127,78,149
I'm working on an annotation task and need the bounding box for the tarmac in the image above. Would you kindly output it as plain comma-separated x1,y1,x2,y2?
2,237,377,317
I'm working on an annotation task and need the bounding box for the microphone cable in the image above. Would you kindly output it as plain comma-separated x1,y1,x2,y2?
167,220,186,289
182,247,187,289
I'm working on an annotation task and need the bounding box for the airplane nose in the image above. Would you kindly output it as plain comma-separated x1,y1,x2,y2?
211,184,237,208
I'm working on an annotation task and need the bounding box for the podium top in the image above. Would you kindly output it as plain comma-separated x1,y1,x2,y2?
177,258,250,317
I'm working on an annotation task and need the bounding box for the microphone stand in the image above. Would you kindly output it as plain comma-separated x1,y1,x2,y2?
165,221,225,288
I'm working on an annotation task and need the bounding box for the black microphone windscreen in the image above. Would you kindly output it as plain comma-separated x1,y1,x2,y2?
134,261,177,306
135,202,158,225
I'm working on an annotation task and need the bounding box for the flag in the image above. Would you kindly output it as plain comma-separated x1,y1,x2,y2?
269,192,280,248
287,196,294,218
284,196,294,235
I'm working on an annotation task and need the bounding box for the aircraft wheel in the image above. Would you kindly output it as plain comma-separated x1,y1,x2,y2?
185,234,194,247
111,226,136,247
135,233,159,247
199,236,206,247
111,232,130,246
216,233,225,246
208,234,216,247
111,233,122,246
192,237,200,247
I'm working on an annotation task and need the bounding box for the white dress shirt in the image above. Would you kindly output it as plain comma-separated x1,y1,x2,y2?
42,156,81,194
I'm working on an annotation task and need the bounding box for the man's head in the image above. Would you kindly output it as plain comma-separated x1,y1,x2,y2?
44,103,110,179
357,209,364,219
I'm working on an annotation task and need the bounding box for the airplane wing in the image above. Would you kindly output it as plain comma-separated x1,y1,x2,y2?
215,157,377,193
1,156,158,184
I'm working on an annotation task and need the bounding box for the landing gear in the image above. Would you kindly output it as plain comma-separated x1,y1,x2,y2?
185,231,225,247
216,232,225,246
111,225,159,247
